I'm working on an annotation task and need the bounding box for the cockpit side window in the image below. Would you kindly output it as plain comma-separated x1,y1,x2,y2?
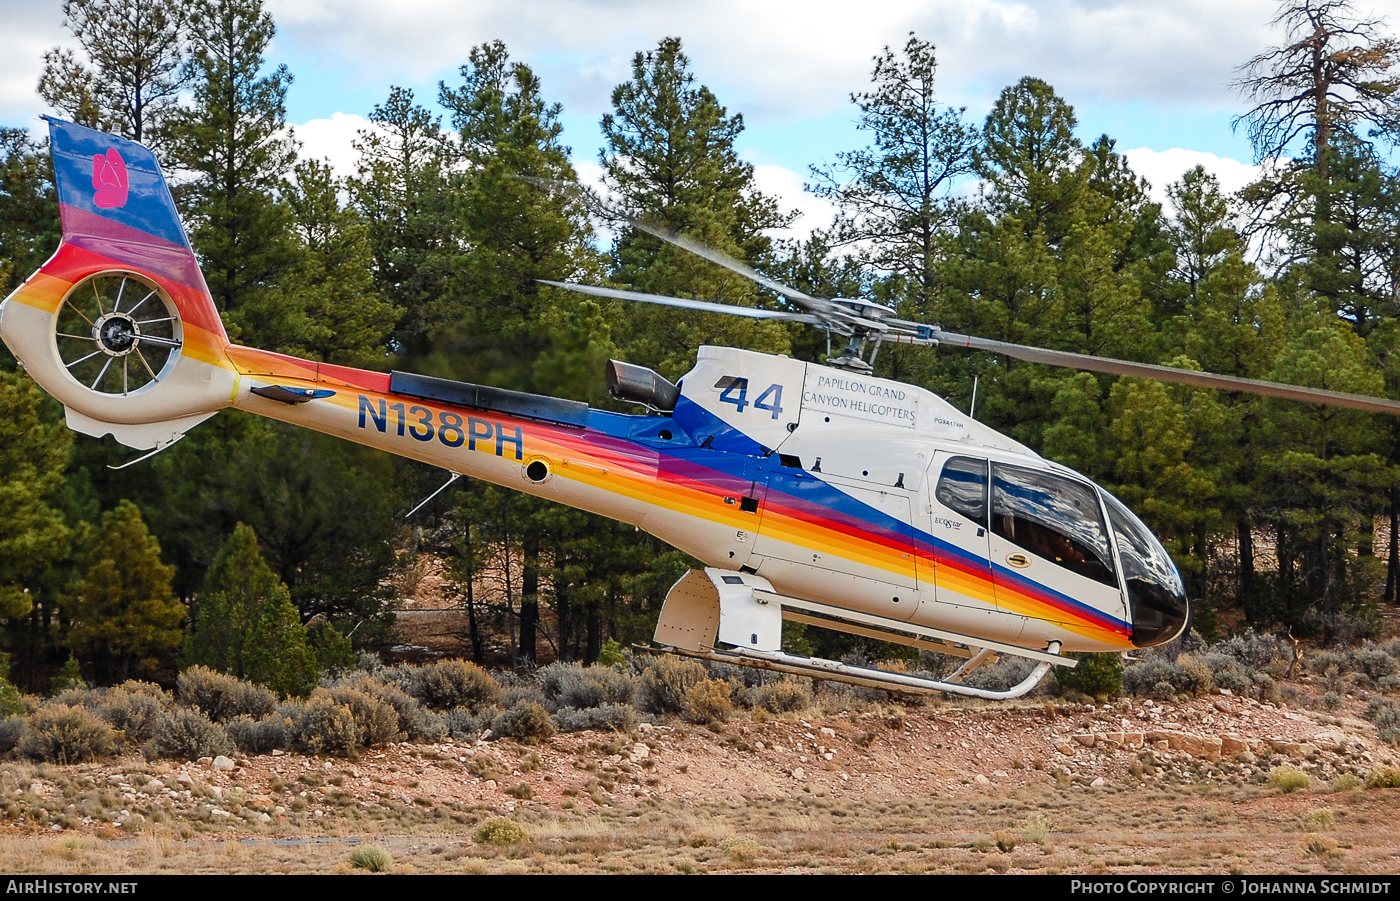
936,456,988,528
991,463,1117,588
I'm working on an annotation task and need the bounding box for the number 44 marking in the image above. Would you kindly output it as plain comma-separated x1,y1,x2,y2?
718,377,784,420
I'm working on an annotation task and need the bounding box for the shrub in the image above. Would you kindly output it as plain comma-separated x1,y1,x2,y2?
638,656,707,715
1367,698,1400,745
151,707,233,760
1056,653,1123,697
101,688,164,745
321,687,400,748
225,715,290,755
1365,767,1400,789
336,675,444,742
1122,658,1214,698
474,818,528,845
0,717,24,755
286,696,361,757
349,844,392,873
444,708,488,741
19,704,113,763
1352,647,1398,682
536,662,634,711
177,667,276,723
1269,765,1310,793
756,679,811,713
493,701,555,744
553,704,639,733
683,679,732,726
402,660,502,713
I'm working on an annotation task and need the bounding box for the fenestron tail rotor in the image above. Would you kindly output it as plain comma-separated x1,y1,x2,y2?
55,271,183,396
538,201,1400,416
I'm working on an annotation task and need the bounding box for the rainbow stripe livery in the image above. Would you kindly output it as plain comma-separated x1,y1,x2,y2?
1,121,1189,696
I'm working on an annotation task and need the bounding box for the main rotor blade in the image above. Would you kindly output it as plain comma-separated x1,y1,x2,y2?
625,219,847,321
540,280,825,326
934,330,1400,416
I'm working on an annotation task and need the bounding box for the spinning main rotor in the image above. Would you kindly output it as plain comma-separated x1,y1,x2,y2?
543,214,1400,417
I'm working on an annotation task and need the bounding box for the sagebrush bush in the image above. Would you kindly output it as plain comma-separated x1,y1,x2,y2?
639,656,707,714
0,681,23,719
493,701,555,744
19,704,113,763
444,707,488,741
400,660,502,712
756,679,810,713
536,662,635,711
683,679,732,726
553,703,638,733
1122,657,1214,698
151,707,233,760
287,696,361,756
334,674,444,742
101,688,164,745
177,667,277,723
1367,698,1400,745
0,717,25,755
321,687,400,747
225,714,290,755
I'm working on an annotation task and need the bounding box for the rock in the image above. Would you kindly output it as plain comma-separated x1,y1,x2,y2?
973,774,991,785
210,808,230,818
791,767,805,780
820,727,836,739
146,780,164,791
257,813,272,824
213,756,235,770
1073,733,1097,747
629,742,650,762
272,749,284,756
197,757,213,766
176,773,194,787
1055,742,1075,756
1090,777,1105,787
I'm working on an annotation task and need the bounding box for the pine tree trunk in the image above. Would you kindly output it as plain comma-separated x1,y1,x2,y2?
520,529,539,666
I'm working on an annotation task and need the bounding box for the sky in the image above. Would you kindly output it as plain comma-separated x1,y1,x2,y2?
0,0,1355,238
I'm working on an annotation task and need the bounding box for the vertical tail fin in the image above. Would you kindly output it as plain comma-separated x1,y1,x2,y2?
0,120,235,449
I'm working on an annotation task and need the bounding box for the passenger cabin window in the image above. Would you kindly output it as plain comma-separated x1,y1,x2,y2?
991,463,1117,588
935,456,988,528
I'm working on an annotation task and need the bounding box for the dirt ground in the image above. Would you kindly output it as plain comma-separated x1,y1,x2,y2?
4,688,1400,874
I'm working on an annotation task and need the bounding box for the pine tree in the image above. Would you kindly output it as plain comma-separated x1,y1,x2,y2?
0,130,60,296
184,523,317,696
601,37,794,377
809,34,977,311
167,0,303,350
351,87,456,355
436,40,601,385
38,0,190,152
68,501,183,683
284,159,400,367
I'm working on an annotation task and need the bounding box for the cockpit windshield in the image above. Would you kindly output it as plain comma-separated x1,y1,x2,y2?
1100,490,1189,647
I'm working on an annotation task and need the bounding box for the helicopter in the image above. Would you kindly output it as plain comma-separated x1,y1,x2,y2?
8,120,1400,701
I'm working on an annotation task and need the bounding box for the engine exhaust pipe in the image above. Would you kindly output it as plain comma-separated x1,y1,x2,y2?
606,359,680,412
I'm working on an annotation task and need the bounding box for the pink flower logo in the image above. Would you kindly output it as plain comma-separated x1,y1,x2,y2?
92,148,129,209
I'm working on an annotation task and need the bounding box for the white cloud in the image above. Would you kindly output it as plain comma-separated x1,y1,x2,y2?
751,163,838,241
291,112,372,179
1122,147,1262,206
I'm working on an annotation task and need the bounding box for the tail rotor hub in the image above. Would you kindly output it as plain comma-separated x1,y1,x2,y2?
94,312,140,356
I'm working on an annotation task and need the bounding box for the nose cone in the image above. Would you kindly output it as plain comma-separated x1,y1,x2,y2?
1100,490,1189,648
1127,562,1190,648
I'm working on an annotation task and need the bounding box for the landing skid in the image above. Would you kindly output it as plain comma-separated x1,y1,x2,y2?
652,568,1072,701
